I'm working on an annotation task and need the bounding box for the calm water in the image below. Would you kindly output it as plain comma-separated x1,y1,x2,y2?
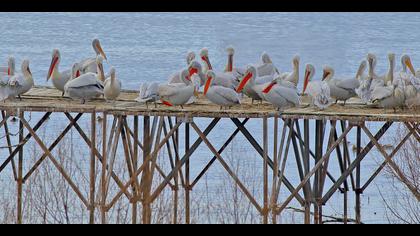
1,12,418,223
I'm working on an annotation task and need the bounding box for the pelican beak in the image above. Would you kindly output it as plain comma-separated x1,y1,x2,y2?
322,71,330,81
27,67,32,76
7,67,10,76
189,67,198,77
204,75,212,96
236,72,253,93
161,99,173,107
303,70,310,94
201,56,213,70
97,43,108,61
262,80,276,94
405,59,416,76
76,70,81,78
47,56,59,81
227,55,233,72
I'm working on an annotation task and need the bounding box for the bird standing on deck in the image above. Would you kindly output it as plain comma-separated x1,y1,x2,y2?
64,56,104,104
236,65,273,104
104,67,121,102
204,70,241,110
261,75,300,111
322,65,361,105
0,59,34,102
302,64,333,110
46,49,73,96
279,55,300,87
79,39,108,74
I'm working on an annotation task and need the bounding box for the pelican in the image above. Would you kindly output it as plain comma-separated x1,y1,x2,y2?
256,52,280,77
261,75,300,111
236,65,274,104
302,64,332,110
204,70,241,109
158,70,201,108
79,39,108,74
47,49,73,96
104,67,121,101
0,60,34,102
136,82,160,107
64,57,104,104
322,65,361,105
200,48,213,74
279,55,300,87
0,56,15,76
189,60,236,89
168,51,198,85
224,46,246,78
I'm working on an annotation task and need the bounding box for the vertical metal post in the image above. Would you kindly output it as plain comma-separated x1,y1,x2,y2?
89,112,96,224
263,117,269,224
356,125,362,224
272,116,278,224
133,116,139,224
303,119,311,224
101,112,107,224
185,121,190,224
17,111,24,224
142,116,151,224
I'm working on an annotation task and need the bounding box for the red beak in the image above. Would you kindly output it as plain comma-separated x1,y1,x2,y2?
236,72,253,93
189,68,198,77
201,56,213,70
161,99,173,107
47,56,59,80
262,81,276,94
76,70,81,78
303,70,310,94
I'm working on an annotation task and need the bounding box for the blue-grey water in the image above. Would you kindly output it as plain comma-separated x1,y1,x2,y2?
0,12,418,224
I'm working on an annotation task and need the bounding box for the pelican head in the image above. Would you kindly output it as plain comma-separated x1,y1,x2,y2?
367,53,377,70
47,49,61,81
204,70,216,95
322,65,334,81
186,51,196,65
356,60,367,79
401,54,415,75
188,60,202,77
109,67,116,80
303,64,315,93
7,56,15,76
71,63,81,80
199,48,212,70
21,59,32,77
292,55,300,67
92,38,107,61
236,65,256,93
261,52,273,64
226,46,235,56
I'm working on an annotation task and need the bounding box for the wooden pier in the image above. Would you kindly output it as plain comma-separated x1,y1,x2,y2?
0,86,419,224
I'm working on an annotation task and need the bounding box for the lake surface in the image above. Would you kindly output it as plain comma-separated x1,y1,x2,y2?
1,12,419,224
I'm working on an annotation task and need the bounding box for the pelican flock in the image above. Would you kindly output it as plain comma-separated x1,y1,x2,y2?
0,39,418,113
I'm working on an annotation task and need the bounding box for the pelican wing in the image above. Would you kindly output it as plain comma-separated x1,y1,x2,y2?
67,73,103,89
213,87,240,104
371,85,393,101
158,84,183,97
273,86,300,105
336,78,360,90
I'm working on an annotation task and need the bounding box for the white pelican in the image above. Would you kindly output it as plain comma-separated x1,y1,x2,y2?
136,82,160,107
257,52,280,77
302,64,332,110
47,49,73,96
371,82,405,111
104,67,121,101
189,60,236,89
279,55,300,87
322,65,361,105
0,60,34,102
224,46,246,78
236,65,274,104
79,39,108,74
261,75,300,111
199,48,213,74
168,51,198,85
64,57,104,104
0,56,15,76
204,70,241,109
158,71,201,108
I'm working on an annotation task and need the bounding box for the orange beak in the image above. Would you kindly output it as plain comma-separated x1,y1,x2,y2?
201,56,213,70
161,99,173,107
303,70,310,94
189,67,198,77
204,75,213,96
47,56,59,81
322,71,330,81
262,81,276,94
236,72,253,93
